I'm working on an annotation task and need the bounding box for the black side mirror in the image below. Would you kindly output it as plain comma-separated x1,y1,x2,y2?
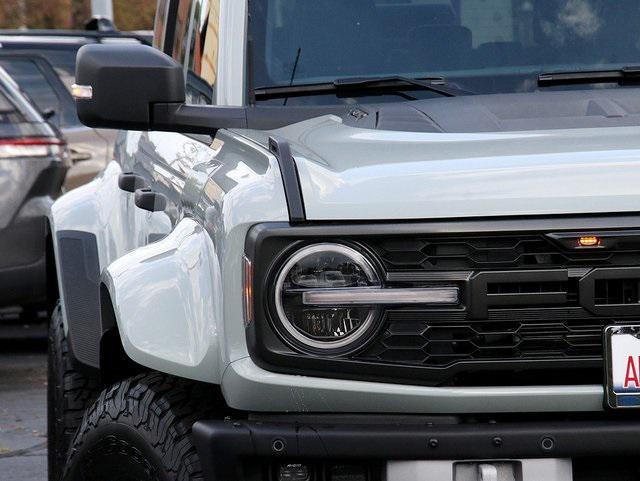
74,44,185,131
74,44,249,134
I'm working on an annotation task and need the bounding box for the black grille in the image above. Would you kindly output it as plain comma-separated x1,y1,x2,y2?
349,232,640,386
358,317,608,367
595,279,640,305
366,234,640,271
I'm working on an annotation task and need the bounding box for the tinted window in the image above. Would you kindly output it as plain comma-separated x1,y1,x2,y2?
36,49,79,91
154,0,171,50
185,0,219,105
169,0,219,105
171,0,194,65
0,89,24,125
249,0,640,103
0,58,79,128
0,59,60,117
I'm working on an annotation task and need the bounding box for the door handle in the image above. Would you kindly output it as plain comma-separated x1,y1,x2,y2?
134,188,167,212
118,172,146,193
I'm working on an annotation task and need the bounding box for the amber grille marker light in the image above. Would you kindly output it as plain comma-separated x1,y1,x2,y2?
578,236,600,247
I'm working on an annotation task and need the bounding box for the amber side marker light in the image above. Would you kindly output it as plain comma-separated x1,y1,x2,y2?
242,256,254,327
578,236,601,247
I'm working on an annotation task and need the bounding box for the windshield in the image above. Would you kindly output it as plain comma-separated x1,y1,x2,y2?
249,0,640,104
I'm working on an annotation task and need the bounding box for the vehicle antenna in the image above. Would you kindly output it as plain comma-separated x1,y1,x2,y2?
284,47,302,106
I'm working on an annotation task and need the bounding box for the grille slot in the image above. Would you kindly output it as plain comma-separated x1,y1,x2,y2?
358,318,609,368
595,279,640,305
366,235,640,271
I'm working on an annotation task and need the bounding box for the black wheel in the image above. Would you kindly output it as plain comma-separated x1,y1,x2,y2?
48,303,101,481
62,373,218,481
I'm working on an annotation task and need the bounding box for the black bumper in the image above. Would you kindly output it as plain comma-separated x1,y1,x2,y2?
192,417,640,480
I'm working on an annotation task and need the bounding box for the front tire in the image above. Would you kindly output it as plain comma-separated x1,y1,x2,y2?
48,303,101,481
63,373,218,481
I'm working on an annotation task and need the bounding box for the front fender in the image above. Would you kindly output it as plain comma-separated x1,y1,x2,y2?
101,218,224,383
49,161,128,367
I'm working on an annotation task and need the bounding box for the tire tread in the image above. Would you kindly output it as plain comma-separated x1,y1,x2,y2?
64,372,218,481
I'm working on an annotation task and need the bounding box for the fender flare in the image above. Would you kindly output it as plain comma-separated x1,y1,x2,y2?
55,230,104,368
100,218,224,383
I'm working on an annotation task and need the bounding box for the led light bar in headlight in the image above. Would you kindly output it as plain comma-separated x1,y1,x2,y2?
302,287,459,305
273,243,459,353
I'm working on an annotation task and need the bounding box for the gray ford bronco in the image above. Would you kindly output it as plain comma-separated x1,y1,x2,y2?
48,1,640,480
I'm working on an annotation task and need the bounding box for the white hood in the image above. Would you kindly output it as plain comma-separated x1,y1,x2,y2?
269,116,640,221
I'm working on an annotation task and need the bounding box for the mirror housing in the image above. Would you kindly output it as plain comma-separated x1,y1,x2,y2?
75,44,186,130
73,43,346,134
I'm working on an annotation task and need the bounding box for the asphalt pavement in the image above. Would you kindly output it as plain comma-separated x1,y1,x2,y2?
0,320,48,481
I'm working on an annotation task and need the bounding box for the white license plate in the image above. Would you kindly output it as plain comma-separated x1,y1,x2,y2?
605,326,640,408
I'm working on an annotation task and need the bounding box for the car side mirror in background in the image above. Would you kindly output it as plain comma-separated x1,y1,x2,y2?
73,44,248,134
41,108,56,121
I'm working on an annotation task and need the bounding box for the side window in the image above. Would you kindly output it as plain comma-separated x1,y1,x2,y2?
169,0,220,105
0,58,81,129
185,0,220,105
171,0,194,65
0,59,62,127
0,89,25,125
154,0,171,50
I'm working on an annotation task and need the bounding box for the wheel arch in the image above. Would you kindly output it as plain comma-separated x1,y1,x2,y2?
99,218,225,385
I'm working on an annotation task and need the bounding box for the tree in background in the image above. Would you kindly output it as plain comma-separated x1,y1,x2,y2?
0,0,156,30
114,0,156,31
26,0,73,29
0,0,26,28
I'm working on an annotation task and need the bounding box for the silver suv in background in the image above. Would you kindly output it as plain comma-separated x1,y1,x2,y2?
0,66,67,316
0,27,149,190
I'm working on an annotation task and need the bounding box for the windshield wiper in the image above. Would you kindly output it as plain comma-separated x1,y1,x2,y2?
538,66,640,87
254,75,468,101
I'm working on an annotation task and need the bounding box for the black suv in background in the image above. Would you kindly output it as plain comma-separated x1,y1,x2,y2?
0,66,67,317
0,25,150,189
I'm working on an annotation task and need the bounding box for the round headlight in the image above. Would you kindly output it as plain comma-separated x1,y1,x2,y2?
274,243,382,352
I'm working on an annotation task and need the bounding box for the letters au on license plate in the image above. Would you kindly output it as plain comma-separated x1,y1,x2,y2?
605,326,640,408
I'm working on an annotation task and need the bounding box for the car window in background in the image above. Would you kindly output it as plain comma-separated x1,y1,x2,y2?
0,58,80,128
0,59,60,118
0,88,24,126
31,49,79,91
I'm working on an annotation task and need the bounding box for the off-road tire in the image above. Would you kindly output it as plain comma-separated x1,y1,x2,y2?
48,303,101,481
62,372,218,481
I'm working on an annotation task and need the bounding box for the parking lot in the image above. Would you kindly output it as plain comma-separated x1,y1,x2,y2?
0,322,48,481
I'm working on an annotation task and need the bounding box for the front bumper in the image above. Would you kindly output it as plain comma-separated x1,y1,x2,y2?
193,416,640,481
222,357,603,413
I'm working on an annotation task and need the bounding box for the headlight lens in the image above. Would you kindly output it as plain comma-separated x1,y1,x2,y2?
274,243,381,351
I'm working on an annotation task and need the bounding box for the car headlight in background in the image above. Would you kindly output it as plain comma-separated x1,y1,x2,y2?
272,243,459,354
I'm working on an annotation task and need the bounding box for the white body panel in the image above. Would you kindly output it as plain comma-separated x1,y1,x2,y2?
52,129,289,382
102,218,224,382
268,117,640,220
217,0,248,106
